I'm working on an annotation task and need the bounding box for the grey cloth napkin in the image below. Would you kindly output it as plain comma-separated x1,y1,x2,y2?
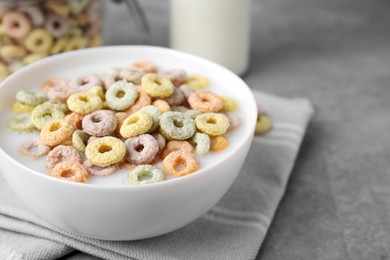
0,90,313,260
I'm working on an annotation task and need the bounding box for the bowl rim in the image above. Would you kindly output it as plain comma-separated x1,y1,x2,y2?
0,45,257,191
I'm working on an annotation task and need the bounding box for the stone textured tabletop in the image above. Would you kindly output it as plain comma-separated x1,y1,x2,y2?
68,0,390,259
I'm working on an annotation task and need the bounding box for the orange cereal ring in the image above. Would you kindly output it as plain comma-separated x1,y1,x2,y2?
49,161,89,183
85,136,126,167
210,136,229,151
152,99,171,113
2,11,32,39
40,120,75,146
40,78,69,93
64,112,84,129
130,60,157,73
188,90,223,113
124,86,152,114
160,140,194,159
162,151,200,177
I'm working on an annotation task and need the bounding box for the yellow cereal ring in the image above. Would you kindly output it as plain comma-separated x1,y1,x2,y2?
11,101,35,113
64,36,86,52
195,113,230,136
85,136,126,167
185,75,209,90
50,37,68,55
40,120,74,146
221,96,239,112
31,103,65,130
0,45,27,59
8,113,36,132
23,52,48,65
210,136,229,151
24,29,53,53
46,0,71,17
152,99,171,113
88,86,105,100
0,62,10,80
119,111,153,138
255,115,272,135
67,92,103,115
141,73,174,98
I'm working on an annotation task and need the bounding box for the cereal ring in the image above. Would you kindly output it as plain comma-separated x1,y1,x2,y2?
188,91,223,113
191,133,210,156
31,104,65,130
11,101,35,113
221,96,239,112
83,160,119,177
40,120,74,146
42,100,69,113
119,111,153,138
88,86,105,100
127,165,165,185
210,136,229,151
162,151,200,177
82,110,117,137
159,69,187,87
163,87,185,106
46,0,71,17
46,145,81,170
16,90,47,106
64,36,86,51
124,134,159,165
130,60,157,73
179,84,194,99
123,86,152,114
0,62,10,80
224,112,242,131
50,37,68,55
45,13,69,38
160,140,194,159
0,45,27,59
69,74,102,93
103,71,123,89
255,115,272,135
141,73,174,98
66,0,90,14
185,75,209,90
139,105,161,132
72,130,89,153
67,91,103,115
119,69,145,85
24,29,53,53
23,52,48,64
159,111,196,140
2,11,32,39
19,6,44,27
64,112,84,129
19,138,50,160
194,113,230,136
49,161,89,183
85,136,126,167
8,113,35,132
152,99,171,113
105,81,138,111
40,78,69,94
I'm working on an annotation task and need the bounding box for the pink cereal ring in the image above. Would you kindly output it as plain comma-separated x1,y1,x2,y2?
82,110,117,137
160,69,187,87
19,138,50,160
163,87,185,106
83,160,119,177
46,145,82,170
124,134,159,165
69,74,102,93
45,13,70,38
2,11,32,39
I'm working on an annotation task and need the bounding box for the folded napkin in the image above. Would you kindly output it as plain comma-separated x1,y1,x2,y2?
0,90,314,260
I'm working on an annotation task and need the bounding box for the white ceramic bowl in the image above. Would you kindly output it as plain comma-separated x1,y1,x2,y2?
0,46,257,240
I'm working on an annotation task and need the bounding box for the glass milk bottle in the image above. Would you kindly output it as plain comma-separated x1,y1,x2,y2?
170,0,251,75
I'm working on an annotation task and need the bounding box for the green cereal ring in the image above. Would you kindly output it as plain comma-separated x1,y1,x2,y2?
72,130,89,153
85,136,126,167
16,90,48,106
119,111,153,138
105,81,138,111
191,133,210,156
8,113,35,132
31,103,65,130
159,111,196,140
141,73,174,98
42,100,69,113
126,165,165,185
139,105,161,132
67,91,103,115
195,113,230,136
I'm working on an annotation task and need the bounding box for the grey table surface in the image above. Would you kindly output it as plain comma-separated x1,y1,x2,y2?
67,0,390,259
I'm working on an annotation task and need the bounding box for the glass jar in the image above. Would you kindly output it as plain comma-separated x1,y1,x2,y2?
0,0,103,80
